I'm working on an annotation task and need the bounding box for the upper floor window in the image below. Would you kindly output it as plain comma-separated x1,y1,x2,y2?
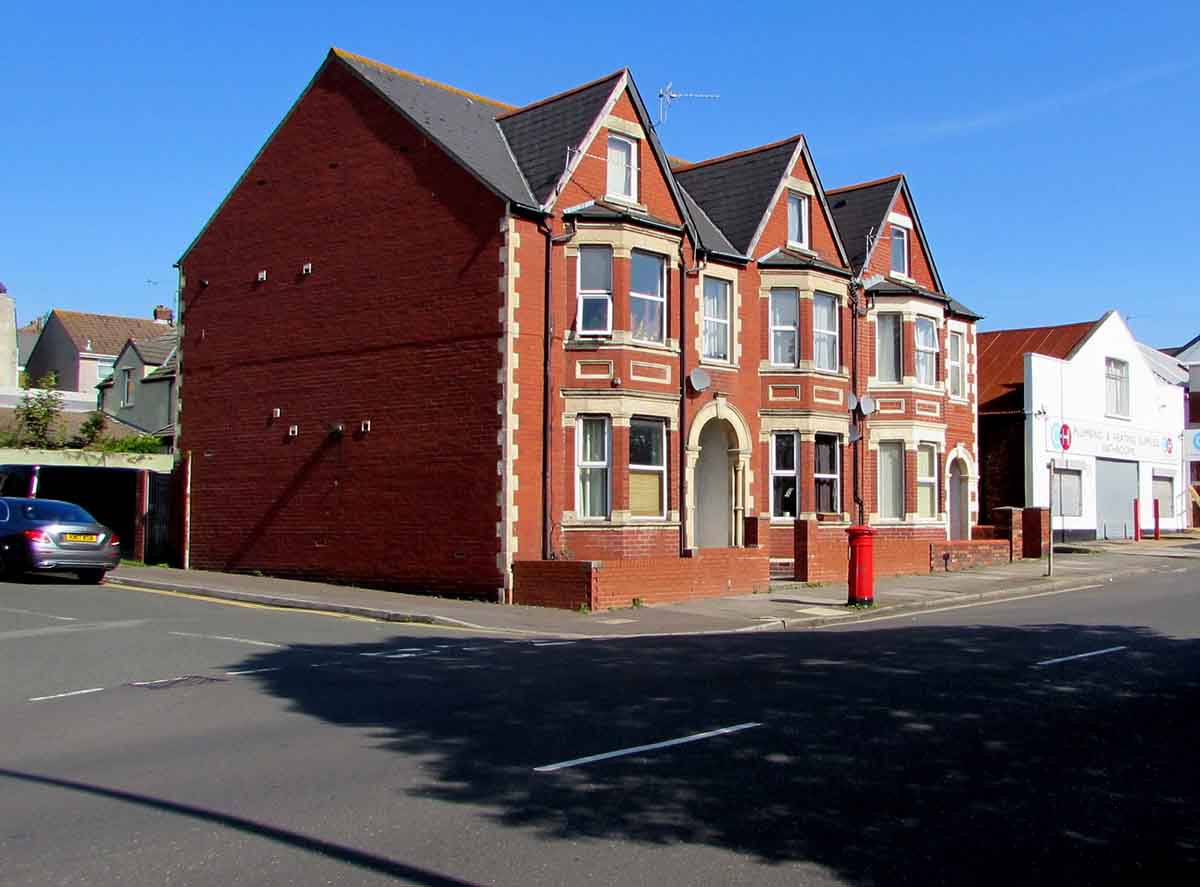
771,432,798,518
702,277,730,362
915,317,937,387
1105,357,1130,417
814,434,840,514
121,368,135,407
948,331,965,398
813,293,839,372
787,193,809,249
877,312,902,383
917,443,938,518
97,359,115,381
891,226,909,277
577,245,612,336
629,417,666,519
576,416,610,519
770,288,799,366
630,251,666,344
607,134,637,202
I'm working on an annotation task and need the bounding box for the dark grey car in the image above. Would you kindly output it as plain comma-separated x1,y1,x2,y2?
0,497,121,583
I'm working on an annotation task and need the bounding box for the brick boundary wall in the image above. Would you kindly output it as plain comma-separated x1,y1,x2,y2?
1022,507,1050,559
513,547,771,610
930,540,1010,572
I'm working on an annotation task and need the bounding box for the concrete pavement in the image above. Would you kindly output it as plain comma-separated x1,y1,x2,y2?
107,536,1200,637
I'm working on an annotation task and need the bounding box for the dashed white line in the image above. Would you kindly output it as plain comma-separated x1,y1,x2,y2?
1036,645,1128,667
534,722,764,772
0,606,77,622
168,631,283,648
29,687,105,702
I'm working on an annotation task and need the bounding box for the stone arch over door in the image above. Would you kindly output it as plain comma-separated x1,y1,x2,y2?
686,397,753,550
945,444,977,540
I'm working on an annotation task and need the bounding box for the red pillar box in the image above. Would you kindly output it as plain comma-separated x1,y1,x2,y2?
846,525,876,605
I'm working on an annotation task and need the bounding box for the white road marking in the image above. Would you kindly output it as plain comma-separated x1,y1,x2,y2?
532,641,575,647
225,667,281,676
0,619,147,641
533,722,764,773
1036,646,1128,667
168,631,283,648
29,687,105,702
1172,567,1188,573
0,606,77,622
816,584,1106,628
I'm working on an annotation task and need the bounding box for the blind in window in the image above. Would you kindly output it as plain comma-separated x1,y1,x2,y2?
879,442,904,519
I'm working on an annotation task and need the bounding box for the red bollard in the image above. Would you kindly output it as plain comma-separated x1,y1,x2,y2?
1133,498,1141,541
1154,499,1161,540
846,525,876,605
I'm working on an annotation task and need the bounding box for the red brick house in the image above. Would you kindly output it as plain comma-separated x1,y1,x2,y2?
176,48,983,607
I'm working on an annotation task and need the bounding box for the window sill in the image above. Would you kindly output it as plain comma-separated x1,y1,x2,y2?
889,272,916,285
786,242,816,255
699,359,739,372
1105,412,1132,422
604,195,648,213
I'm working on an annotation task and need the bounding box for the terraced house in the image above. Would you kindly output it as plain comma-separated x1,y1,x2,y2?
176,48,982,608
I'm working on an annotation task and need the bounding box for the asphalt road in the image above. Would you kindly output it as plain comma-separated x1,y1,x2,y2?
1,563,1198,886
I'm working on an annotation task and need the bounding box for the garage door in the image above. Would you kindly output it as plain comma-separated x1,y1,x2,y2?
1095,458,1139,539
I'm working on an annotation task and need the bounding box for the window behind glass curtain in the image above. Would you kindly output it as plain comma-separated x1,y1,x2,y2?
629,417,665,518
702,277,730,361
770,289,798,365
876,313,902,383
814,434,839,513
813,293,839,371
630,251,665,343
878,441,904,520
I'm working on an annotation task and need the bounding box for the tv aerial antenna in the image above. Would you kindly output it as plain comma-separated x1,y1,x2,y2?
657,81,720,126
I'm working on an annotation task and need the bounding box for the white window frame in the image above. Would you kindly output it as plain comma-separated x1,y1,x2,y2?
891,226,909,277
629,250,666,345
771,431,799,519
878,441,905,521
121,367,135,407
876,312,902,383
787,193,809,250
1105,357,1130,418
629,417,666,520
813,292,840,373
915,316,938,388
97,359,115,382
606,133,638,202
948,330,965,399
917,443,938,519
769,288,799,367
702,276,731,363
814,433,840,515
575,415,611,520
576,245,613,337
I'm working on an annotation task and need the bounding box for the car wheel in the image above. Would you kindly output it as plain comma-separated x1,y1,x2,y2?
77,569,106,585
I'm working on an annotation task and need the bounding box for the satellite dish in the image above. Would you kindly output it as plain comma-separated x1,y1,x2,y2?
688,367,711,393
848,428,862,443
860,396,877,415
848,393,859,411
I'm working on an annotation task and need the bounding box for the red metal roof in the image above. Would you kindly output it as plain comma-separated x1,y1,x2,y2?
977,320,1098,414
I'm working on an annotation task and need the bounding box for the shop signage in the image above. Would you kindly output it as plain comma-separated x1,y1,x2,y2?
1047,418,1179,462
1185,429,1200,462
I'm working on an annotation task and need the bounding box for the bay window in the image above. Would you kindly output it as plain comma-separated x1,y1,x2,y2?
813,292,839,372
876,313,902,383
770,288,799,366
917,443,937,518
629,418,666,519
814,434,840,514
878,441,904,520
577,245,612,336
630,251,666,344
915,317,937,386
771,432,798,518
576,416,610,519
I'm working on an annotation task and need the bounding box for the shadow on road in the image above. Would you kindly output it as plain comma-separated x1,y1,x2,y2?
230,623,1199,884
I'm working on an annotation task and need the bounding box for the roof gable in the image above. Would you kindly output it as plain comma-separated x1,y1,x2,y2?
129,331,178,366
976,319,1098,413
746,140,848,267
673,137,799,255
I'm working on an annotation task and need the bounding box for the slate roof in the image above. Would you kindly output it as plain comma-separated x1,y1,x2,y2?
826,176,902,274
563,201,683,233
51,310,170,357
497,72,625,205
976,320,1097,414
144,349,177,382
129,331,178,366
678,186,741,259
333,49,537,208
673,137,801,255
757,248,849,277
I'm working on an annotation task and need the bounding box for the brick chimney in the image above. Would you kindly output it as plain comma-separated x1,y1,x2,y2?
153,305,174,325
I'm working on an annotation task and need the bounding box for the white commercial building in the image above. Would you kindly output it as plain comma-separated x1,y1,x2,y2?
1024,312,1186,539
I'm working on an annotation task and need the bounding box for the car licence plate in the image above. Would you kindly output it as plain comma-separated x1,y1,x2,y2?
63,533,98,543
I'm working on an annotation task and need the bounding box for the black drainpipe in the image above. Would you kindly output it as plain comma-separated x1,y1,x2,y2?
540,218,554,560
678,246,689,556
850,278,865,524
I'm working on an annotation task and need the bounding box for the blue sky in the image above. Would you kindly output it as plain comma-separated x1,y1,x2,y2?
2,1,1197,347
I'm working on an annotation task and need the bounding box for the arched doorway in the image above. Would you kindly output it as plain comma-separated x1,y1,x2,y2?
695,419,735,547
949,458,969,540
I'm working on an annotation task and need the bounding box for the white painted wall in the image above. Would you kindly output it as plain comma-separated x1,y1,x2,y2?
1023,312,1186,535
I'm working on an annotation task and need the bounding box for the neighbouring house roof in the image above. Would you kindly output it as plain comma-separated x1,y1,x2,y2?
673,136,801,255
129,331,178,366
143,349,177,382
976,320,1098,414
826,176,902,273
1138,342,1187,386
50,310,169,358
17,321,42,367
1161,332,1200,364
